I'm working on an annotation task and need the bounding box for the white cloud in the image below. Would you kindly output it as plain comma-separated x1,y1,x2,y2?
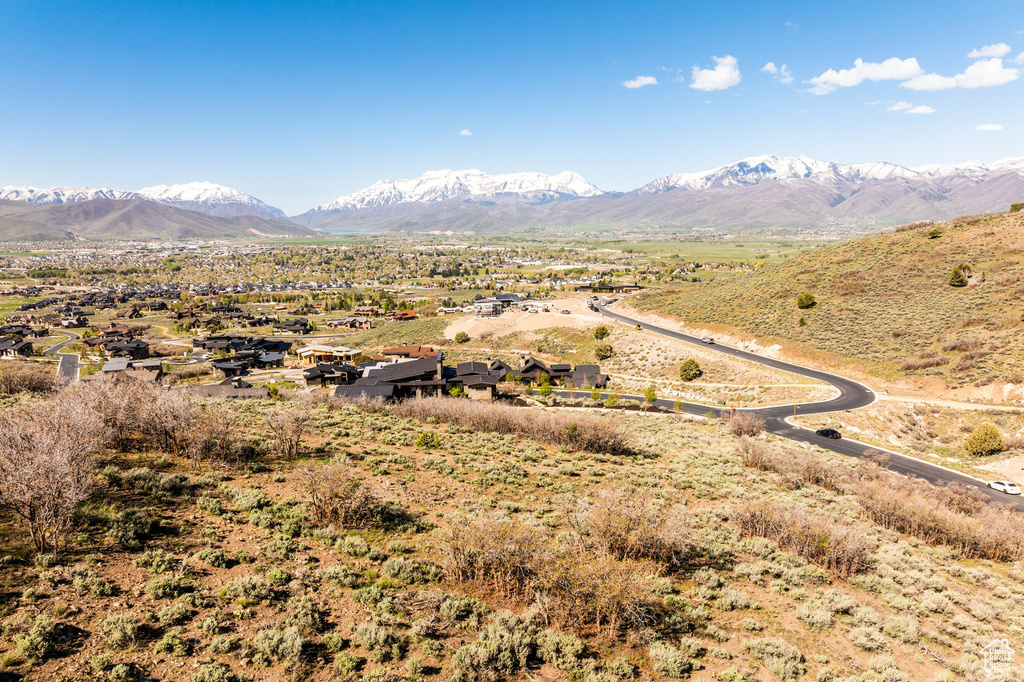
900,73,957,90
762,62,793,84
1014,52,1024,64
459,130,473,136
902,57,1019,90
623,75,658,89
968,43,1011,58
956,58,1019,87
807,57,923,94
690,55,741,91
905,105,935,114
976,123,1004,131
887,100,913,111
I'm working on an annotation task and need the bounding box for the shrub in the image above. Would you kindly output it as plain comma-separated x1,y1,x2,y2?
537,630,587,672
744,638,805,680
455,331,470,344
254,626,304,663
266,567,291,585
594,343,613,360
222,575,271,604
796,602,833,630
192,663,241,682
0,361,54,395
353,622,407,662
594,326,610,340
14,615,58,661
949,265,969,287
300,461,385,528
963,423,1004,456
449,611,536,682
796,293,816,309
927,227,943,238
849,626,889,652
333,651,365,674
0,394,103,554
107,509,154,548
100,614,138,649
882,615,919,643
729,412,765,436
134,549,178,574
146,576,187,600
155,630,191,656
648,641,692,678
382,557,439,584
679,359,702,382
285,596,329,634
197,547,231,568
1011,202,1024,213
733,500,870,578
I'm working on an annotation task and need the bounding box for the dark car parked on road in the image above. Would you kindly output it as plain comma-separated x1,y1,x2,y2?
815,428,842,439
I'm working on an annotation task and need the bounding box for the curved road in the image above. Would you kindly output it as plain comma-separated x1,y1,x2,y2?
593,305,1024,511
43,330,82,385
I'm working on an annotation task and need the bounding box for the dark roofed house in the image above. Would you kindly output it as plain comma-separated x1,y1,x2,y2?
182,377,269,400
333,383,397,400
456,361,491,376
211,359,250,377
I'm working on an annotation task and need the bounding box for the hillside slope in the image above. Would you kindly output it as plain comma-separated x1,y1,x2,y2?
0,199,315,240
633,211,1024,399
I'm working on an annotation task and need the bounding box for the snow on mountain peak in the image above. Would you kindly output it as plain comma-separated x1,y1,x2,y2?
635,155,924,195
312,169,603,213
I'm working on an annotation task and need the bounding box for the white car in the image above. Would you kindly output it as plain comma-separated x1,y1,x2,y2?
987,481,1022,495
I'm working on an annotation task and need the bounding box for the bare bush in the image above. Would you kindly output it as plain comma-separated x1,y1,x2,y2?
737,438,851,493
542,552,660,633
942,337,983,352
300,460,381,528
169,364,212,381
856,477,1023,561
567,487,694,570
439,512,551,600
728,412,765,436
899,355,949,371
892,220,933,233
343,396,633,455
265,407,311,459
733,500,871,578
0,361,55,395
0,393,103,553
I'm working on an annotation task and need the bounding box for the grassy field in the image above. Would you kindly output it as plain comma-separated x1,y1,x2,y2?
632,211,1024,399
2,388,1024,681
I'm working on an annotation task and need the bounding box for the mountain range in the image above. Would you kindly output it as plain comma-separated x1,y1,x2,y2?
2,156,1023,240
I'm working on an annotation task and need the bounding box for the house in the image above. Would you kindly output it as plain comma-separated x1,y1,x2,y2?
449,373,500,400
302,362,361,387
0,339,33,357
334,354,448,400
386,310,418,321
436,307,463,316
211,359,251,377
568,364,609,389
574,283,644,294
354,306,382,316
296,345,363,365
182,377,269,400
253,352,286,369
105,339,150,360
62,315,88,328
324,317,372,330
273,317,310,334
472,298,504,317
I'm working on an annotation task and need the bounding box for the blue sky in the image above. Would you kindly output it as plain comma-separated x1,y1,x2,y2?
1,0,1022,214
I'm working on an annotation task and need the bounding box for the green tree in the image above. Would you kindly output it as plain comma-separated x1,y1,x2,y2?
593,325,610,340
796,292,816,309
539,383,553,398
594,343,613,361
604,392,619,408
590,386,602,401
949,264,969,288
927,227,943,239
679,359,703,382
454,331,470,344
644,385,658,404
963,423,1004,456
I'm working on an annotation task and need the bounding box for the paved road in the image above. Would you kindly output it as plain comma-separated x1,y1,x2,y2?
43,330,82,385
592,305,1024,511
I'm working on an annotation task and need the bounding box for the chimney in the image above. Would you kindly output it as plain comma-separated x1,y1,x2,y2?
520,353,526,371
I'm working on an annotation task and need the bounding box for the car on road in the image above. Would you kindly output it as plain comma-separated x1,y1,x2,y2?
987,481,1022,495
701,337,714,344
815,428,842,439
560,310,571,315
600,301,606,306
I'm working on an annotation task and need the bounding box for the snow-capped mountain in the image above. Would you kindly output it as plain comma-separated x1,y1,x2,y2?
0,182,286,220
0,186,141,204
136,182,286,219
635,155,1024,196
307,169,603,215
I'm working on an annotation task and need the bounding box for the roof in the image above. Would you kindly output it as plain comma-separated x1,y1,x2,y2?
364,356,439,382
101,357,129,372
456,361,490,375
333,384,396,399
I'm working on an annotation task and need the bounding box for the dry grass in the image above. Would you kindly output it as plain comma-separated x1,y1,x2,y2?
0,361,55,395
344,395,635,455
